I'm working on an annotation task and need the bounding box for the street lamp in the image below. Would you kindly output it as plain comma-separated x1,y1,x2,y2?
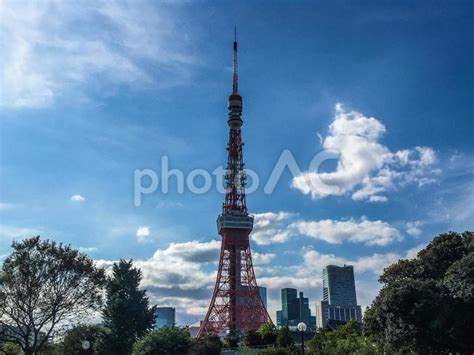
81,340,90,354
297,322,307,355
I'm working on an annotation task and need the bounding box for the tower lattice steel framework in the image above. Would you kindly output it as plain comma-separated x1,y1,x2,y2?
197,30,273,337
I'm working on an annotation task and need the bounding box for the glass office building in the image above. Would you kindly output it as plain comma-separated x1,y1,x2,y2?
258,286,267,310
154,307,176,329
317,265,362,328
276,288,316,331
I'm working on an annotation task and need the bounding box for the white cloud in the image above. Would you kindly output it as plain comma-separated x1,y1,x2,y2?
0,225,40,240
291,217,401,246
0,1,195,108
292,103,440,202
251,211,401,246
78,246,98,253
136,226,151,242
253,252,276,265
70,194,85,202
302,242,427,278
251,212,296,245
405,221,423,237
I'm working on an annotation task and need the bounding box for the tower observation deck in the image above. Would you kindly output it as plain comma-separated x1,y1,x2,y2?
197,29,273,337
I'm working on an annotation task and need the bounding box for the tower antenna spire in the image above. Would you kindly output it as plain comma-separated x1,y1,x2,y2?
232,26,238,95
198,29,273,337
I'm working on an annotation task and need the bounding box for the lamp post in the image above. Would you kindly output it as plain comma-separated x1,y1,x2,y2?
297,322,307,355
81,340,90,355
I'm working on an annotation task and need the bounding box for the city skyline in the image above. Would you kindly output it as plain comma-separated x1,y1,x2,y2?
1,1,473,326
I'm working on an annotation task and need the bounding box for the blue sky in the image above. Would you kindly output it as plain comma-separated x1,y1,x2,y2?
1,1,473,325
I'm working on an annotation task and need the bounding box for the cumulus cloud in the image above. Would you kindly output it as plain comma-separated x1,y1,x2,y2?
301,242,427,279
0,1,194,108
405,221,423,237
251,211,402,246
292,103,440,202
78,246,98,253
70,194,85,202
0,225,41,240
136,226,151,242
251,212,296,245
291,217,401,246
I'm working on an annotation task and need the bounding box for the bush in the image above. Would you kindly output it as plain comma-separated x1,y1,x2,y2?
59,324,103,354
276,327,293,348
256,323,277,346
132,326,192,355
308,321,377,355
245,329,263,347
190,334,223,355
223,328,240,348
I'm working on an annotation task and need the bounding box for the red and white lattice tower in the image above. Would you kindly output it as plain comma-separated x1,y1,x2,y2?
197,30,273,337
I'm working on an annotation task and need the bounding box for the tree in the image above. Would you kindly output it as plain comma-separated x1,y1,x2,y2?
0,341,21,355
276,326,293,348
223,328,240,348
190,334,222,355
256,323,277,346
58,324,102,355
244,329,263,347
0,236,105,355
364,231,474,354
308,321,377,355
98,260,156,355
132,326,192,355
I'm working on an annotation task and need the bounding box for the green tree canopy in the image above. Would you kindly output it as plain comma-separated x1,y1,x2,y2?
0,236,105,355
190,334,222,355
132,326,192,355
363,231,474,354
308,321,377,355
98,259,156,355
244,329,263,347
256,323,277,346
223,328,240,349
276,326,293,348
58,324,103,355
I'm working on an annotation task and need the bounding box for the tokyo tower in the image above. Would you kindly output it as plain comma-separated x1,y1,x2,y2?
197,30,273,337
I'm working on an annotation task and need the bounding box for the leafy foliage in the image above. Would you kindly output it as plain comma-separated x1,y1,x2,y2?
58,324,103,354
0,236,105,355
132,326,192,355
223,328,240,348
0,341,21,355
98,259,156,355
245,329,263,347
308,321,377,355
190,334,222,355
256,323,277,346
364,231,474,354
276,326,293,348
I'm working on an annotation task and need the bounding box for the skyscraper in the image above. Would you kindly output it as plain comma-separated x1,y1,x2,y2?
154,307,176,329
323,265,358,305
258,286,267,310
276,288,316,331
316,265,362,329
